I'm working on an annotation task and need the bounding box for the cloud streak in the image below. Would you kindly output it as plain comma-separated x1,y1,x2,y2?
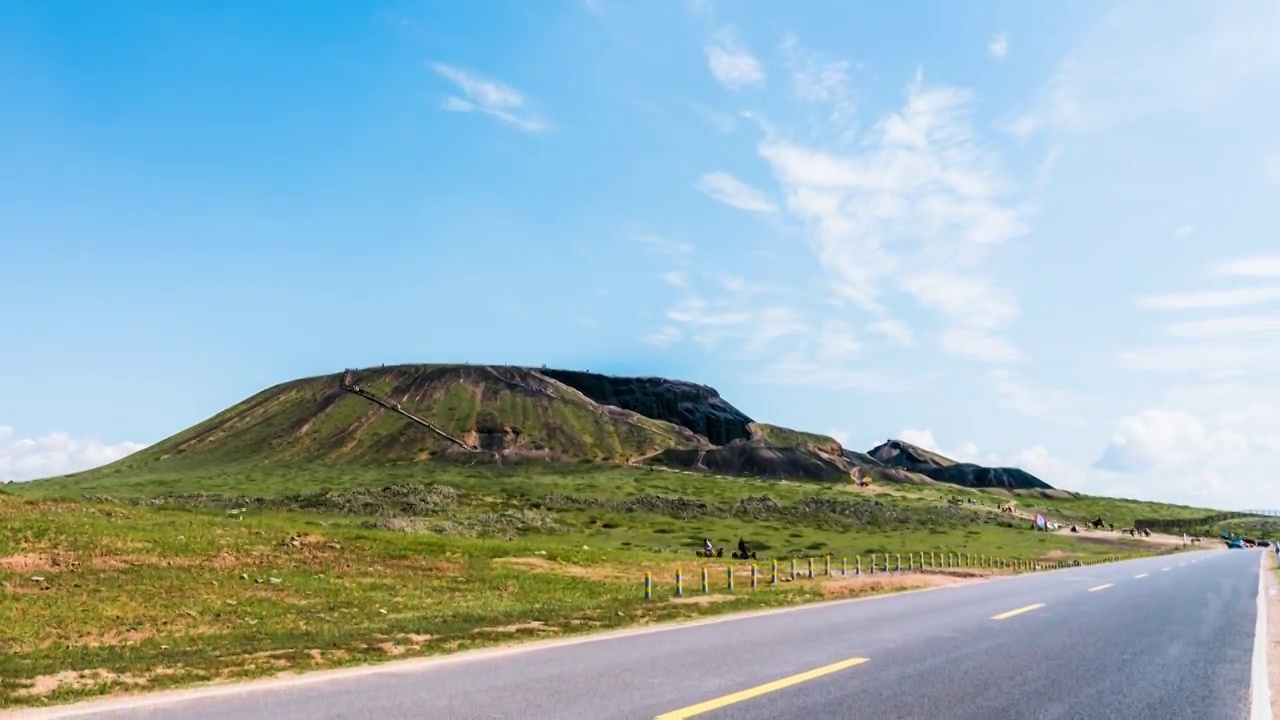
429,63,551,133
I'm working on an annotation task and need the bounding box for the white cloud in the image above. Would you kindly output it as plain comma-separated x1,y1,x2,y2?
1209,255,1280,278
633,233,696,258
1164,316,1280,338
1118,341,1280,376
704,29,764,89
696,171,779,213
988,369,1078,420
662,270,689,287
1265,148,1280,183
429,62,551,133
750,355,913,393
827,428,851,447
1007,0,1280,139
642,327,681,348
755,75,1029,362
941,328,1022,363
779,34,857,130
867,318,916,346
1174,224,1195,238
0,426,146,483
897,428,940,451
1136,286,1280,310
988,33,1009,60
1093,408,1249,473
441,96,475,112
893,422,1271,510
691,103,737,133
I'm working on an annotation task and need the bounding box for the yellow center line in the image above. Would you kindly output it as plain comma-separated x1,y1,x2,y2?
991,603,1046,620
1088,583,1114,592
653,656,870,719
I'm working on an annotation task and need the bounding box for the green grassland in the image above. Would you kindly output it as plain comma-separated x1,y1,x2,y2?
2,462,1211,708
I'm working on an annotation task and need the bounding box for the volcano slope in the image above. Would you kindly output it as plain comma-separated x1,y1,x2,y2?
47,364,1059,492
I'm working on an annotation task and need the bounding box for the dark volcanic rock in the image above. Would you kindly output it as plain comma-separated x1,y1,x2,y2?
541,369,753,445
867,439,1054,490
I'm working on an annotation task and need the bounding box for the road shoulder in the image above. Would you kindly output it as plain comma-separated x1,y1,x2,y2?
1267,551,1279,717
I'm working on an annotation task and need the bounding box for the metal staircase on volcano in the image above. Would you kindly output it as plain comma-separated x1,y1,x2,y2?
339,369,478,452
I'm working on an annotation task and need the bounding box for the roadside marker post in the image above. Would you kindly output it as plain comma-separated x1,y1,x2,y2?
727,566,734,591
701,567,709,595
930,551,936,569
791,558,798,580
856,555,862,576
771,559,778,585
908,553,915,572
896,554,902,573
870,553,877,575
825,556,831,576
644,572,652,601
808,557,814,578
841,556,847,576
750,564,757,590
886,555,892,574
676,568,683,598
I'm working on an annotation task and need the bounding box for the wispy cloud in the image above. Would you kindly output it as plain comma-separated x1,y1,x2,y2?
703,28,764,89
1006,1,1280,139
1174,224,1195,238
696,171,778,213
642,327,681,348
661,270,689,287
988,33,1009,60
988,369,1078,420
691,102,737,133
1210,255,1280,278
1136,286,1280,310
868,318,915,347
779,34,856,131
633,233,696,258
1165,316,1280,338
429,63,551,133
755,74,1028,361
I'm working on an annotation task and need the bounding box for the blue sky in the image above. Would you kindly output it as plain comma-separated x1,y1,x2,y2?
3,0,1279,509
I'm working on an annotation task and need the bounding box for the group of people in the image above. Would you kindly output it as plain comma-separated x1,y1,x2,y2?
702,537,753,558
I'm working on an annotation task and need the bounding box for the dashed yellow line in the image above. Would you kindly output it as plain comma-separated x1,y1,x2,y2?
991,603,1046,620
1088,583,1115,592
653,656,870,719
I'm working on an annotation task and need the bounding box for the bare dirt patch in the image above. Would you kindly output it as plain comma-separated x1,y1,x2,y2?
491,556,632,582
669,593,735,606
0,551,82,573
474,620,561,634
819,572,978,599
16,669,148,698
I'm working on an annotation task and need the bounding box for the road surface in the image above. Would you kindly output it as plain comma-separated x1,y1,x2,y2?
10,549,1266,720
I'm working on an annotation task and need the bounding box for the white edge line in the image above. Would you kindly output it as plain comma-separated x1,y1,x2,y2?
2,552,1200,720
1252,550,1273,720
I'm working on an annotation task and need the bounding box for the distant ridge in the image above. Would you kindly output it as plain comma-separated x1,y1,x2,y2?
35,364,1055,491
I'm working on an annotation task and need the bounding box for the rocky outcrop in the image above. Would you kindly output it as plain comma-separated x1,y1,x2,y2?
540,369,753,446
867,439,1054,490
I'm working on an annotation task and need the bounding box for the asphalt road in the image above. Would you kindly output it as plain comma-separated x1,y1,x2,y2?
11,548,1264,720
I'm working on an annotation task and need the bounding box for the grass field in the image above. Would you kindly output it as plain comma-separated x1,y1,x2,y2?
1,462,1213,708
